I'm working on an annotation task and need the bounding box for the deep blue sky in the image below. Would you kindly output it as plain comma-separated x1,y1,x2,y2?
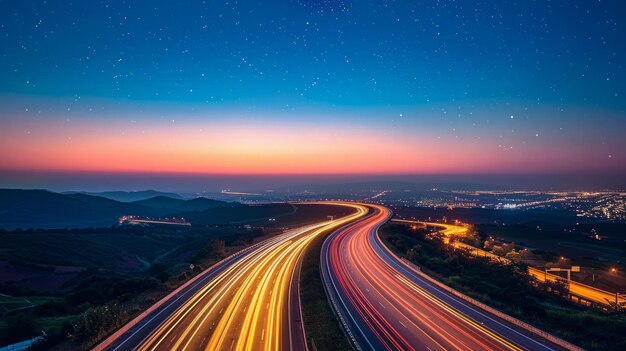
1,1,625,190
1,1,624,107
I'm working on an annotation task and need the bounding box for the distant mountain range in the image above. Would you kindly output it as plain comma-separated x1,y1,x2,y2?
62,189,184,202
0,189,235,229
131,195,239,211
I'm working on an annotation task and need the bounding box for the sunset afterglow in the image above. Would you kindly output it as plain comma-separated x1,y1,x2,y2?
1,102,624,175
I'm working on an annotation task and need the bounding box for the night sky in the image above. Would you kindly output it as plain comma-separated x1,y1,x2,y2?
1,1,625,189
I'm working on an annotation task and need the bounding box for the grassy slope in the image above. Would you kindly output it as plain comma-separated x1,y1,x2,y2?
300,232,353,351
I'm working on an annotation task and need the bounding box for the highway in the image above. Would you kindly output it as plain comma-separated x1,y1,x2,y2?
322,204,572,351
528,267,626,306
95,202,367,351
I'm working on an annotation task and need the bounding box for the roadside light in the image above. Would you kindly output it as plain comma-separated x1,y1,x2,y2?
611,267,617,273
560,256,565,261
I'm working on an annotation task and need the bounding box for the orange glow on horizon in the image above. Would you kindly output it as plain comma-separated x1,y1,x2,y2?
0,116,617,175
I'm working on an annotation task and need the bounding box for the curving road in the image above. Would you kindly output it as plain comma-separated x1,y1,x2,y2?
95,202,367,351
321,204,572,351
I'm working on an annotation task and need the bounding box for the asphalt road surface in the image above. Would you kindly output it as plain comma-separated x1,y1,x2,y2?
96,203,367,351
321,204,571,351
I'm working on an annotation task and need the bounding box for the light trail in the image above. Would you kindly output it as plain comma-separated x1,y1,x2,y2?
101,202,367,351
528,267,626,306
322,204,572,351
396,219,626,307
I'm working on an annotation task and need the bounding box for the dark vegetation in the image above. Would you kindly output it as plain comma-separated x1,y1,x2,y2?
475,222,626,292
395,206,626,292
0,225,251,349
0,189,235,229
0,189,163,229
300,230,353,351
0,201,352,349
476,222,626,259
131,195,237,212
180,203,295,225
380,223,626,351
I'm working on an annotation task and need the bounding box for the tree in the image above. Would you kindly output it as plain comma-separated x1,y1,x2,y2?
505,250,522,264
544,279,569,296
492,245,506,256
108,278,159,302
193,239,227,263
3,313,38,341
405,244,422,262
604,298,626,312
519,248,531,260
483,237,496,250
501,242,515,253
75,303,129,345
251,228,264,237
459,230,481,247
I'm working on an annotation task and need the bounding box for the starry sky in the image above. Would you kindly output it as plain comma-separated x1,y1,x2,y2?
0,1,625,189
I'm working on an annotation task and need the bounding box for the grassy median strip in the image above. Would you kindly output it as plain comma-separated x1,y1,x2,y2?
300,233,353,351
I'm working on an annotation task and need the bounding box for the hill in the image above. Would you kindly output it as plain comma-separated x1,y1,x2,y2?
62,190,183,202
0,189,170,229
178,203,297,225
132,196,237,212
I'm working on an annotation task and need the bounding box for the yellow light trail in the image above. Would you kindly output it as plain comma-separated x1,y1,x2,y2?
394,219,626,306
135,202,367,351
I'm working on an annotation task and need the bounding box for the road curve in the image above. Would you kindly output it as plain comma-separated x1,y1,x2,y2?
321,204,571,351
94,202,367,351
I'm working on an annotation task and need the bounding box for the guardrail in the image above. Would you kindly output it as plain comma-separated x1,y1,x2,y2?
0,336,43,351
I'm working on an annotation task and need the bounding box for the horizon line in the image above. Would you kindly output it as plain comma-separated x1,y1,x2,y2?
2,169,626,177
